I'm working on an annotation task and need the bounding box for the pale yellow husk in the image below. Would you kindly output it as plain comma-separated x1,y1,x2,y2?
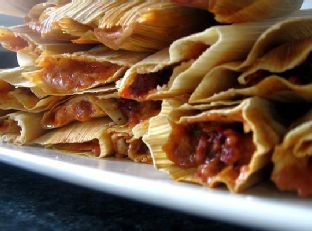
271,110,312,196
34,118,114,158
0,67,64,112
118,15,305,101
0,112,45,144
205,0,303,23
144,97,285,192
34,0,212,51
190,16,312,103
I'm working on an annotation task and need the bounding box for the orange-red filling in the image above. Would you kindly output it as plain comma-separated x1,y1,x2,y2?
42,58,120,93
117,99,161,127
42,100,95,128
273,157,312,197
0,33,28,51
120,69,173,101
164,122,254,183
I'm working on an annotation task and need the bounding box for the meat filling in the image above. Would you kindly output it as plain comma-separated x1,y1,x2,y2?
117,99,161,127
245,54,312,86
120,68,173,101
54,139,101,157
42,100,96,128
0,119,21,134
42,58,121,93
164,122,255,183
273,157,312,197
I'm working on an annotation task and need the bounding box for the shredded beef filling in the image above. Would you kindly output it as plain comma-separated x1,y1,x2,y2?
121,68,173,101
273,156,312,198
117,99,161,126
164,122,255,183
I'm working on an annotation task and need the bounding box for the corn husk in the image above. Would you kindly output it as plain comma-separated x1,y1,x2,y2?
23,47,149,97
272,110,312,197
29,0,214,51
0,67,64,112
34,118,114,158
0,112,45,144
144,97,285,192
0,26,93,65
190,16,312,103
171,0,303,23
118,17,290,101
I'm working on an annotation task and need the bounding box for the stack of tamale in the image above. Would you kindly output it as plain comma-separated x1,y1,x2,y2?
1,0,312,197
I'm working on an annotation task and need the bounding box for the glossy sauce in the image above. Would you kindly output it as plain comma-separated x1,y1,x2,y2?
164,122,255,183
42,58,120,93
273,157,312,197
117,99,161,127
43,100,95,128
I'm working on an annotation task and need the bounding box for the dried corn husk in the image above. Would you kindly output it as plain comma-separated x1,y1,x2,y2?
190,16,312,103
272,110,312,197
0,112,45,144
171,0,303,23
0,68,63,112
144,97,285,192
34,118,114,158
29,0,214,51
118,18,289,101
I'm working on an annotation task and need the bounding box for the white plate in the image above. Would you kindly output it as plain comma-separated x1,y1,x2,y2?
0,143,311,231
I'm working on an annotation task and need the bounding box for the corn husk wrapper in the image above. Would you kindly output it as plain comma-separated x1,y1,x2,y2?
190,16,312,103
31,0,213,51
41,93,126,129
171,0,303,23
0,67,64,112
34,118,114,158
144,97,285,192
118,16,300,101
0,26,93,66
272,110,312,197
23,47,149,97
0,112,45,144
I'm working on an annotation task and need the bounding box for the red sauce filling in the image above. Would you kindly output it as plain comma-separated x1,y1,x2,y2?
42,100,95,128
0,119,21,134
117,99,161,127
0,34,28,51
42,58,120,93
273,157,312,197
245,54,312,86
163,122,255,183
55,139,101,157
120,68,173,101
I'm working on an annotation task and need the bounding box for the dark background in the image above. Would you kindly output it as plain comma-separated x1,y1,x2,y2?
0,52,263,231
